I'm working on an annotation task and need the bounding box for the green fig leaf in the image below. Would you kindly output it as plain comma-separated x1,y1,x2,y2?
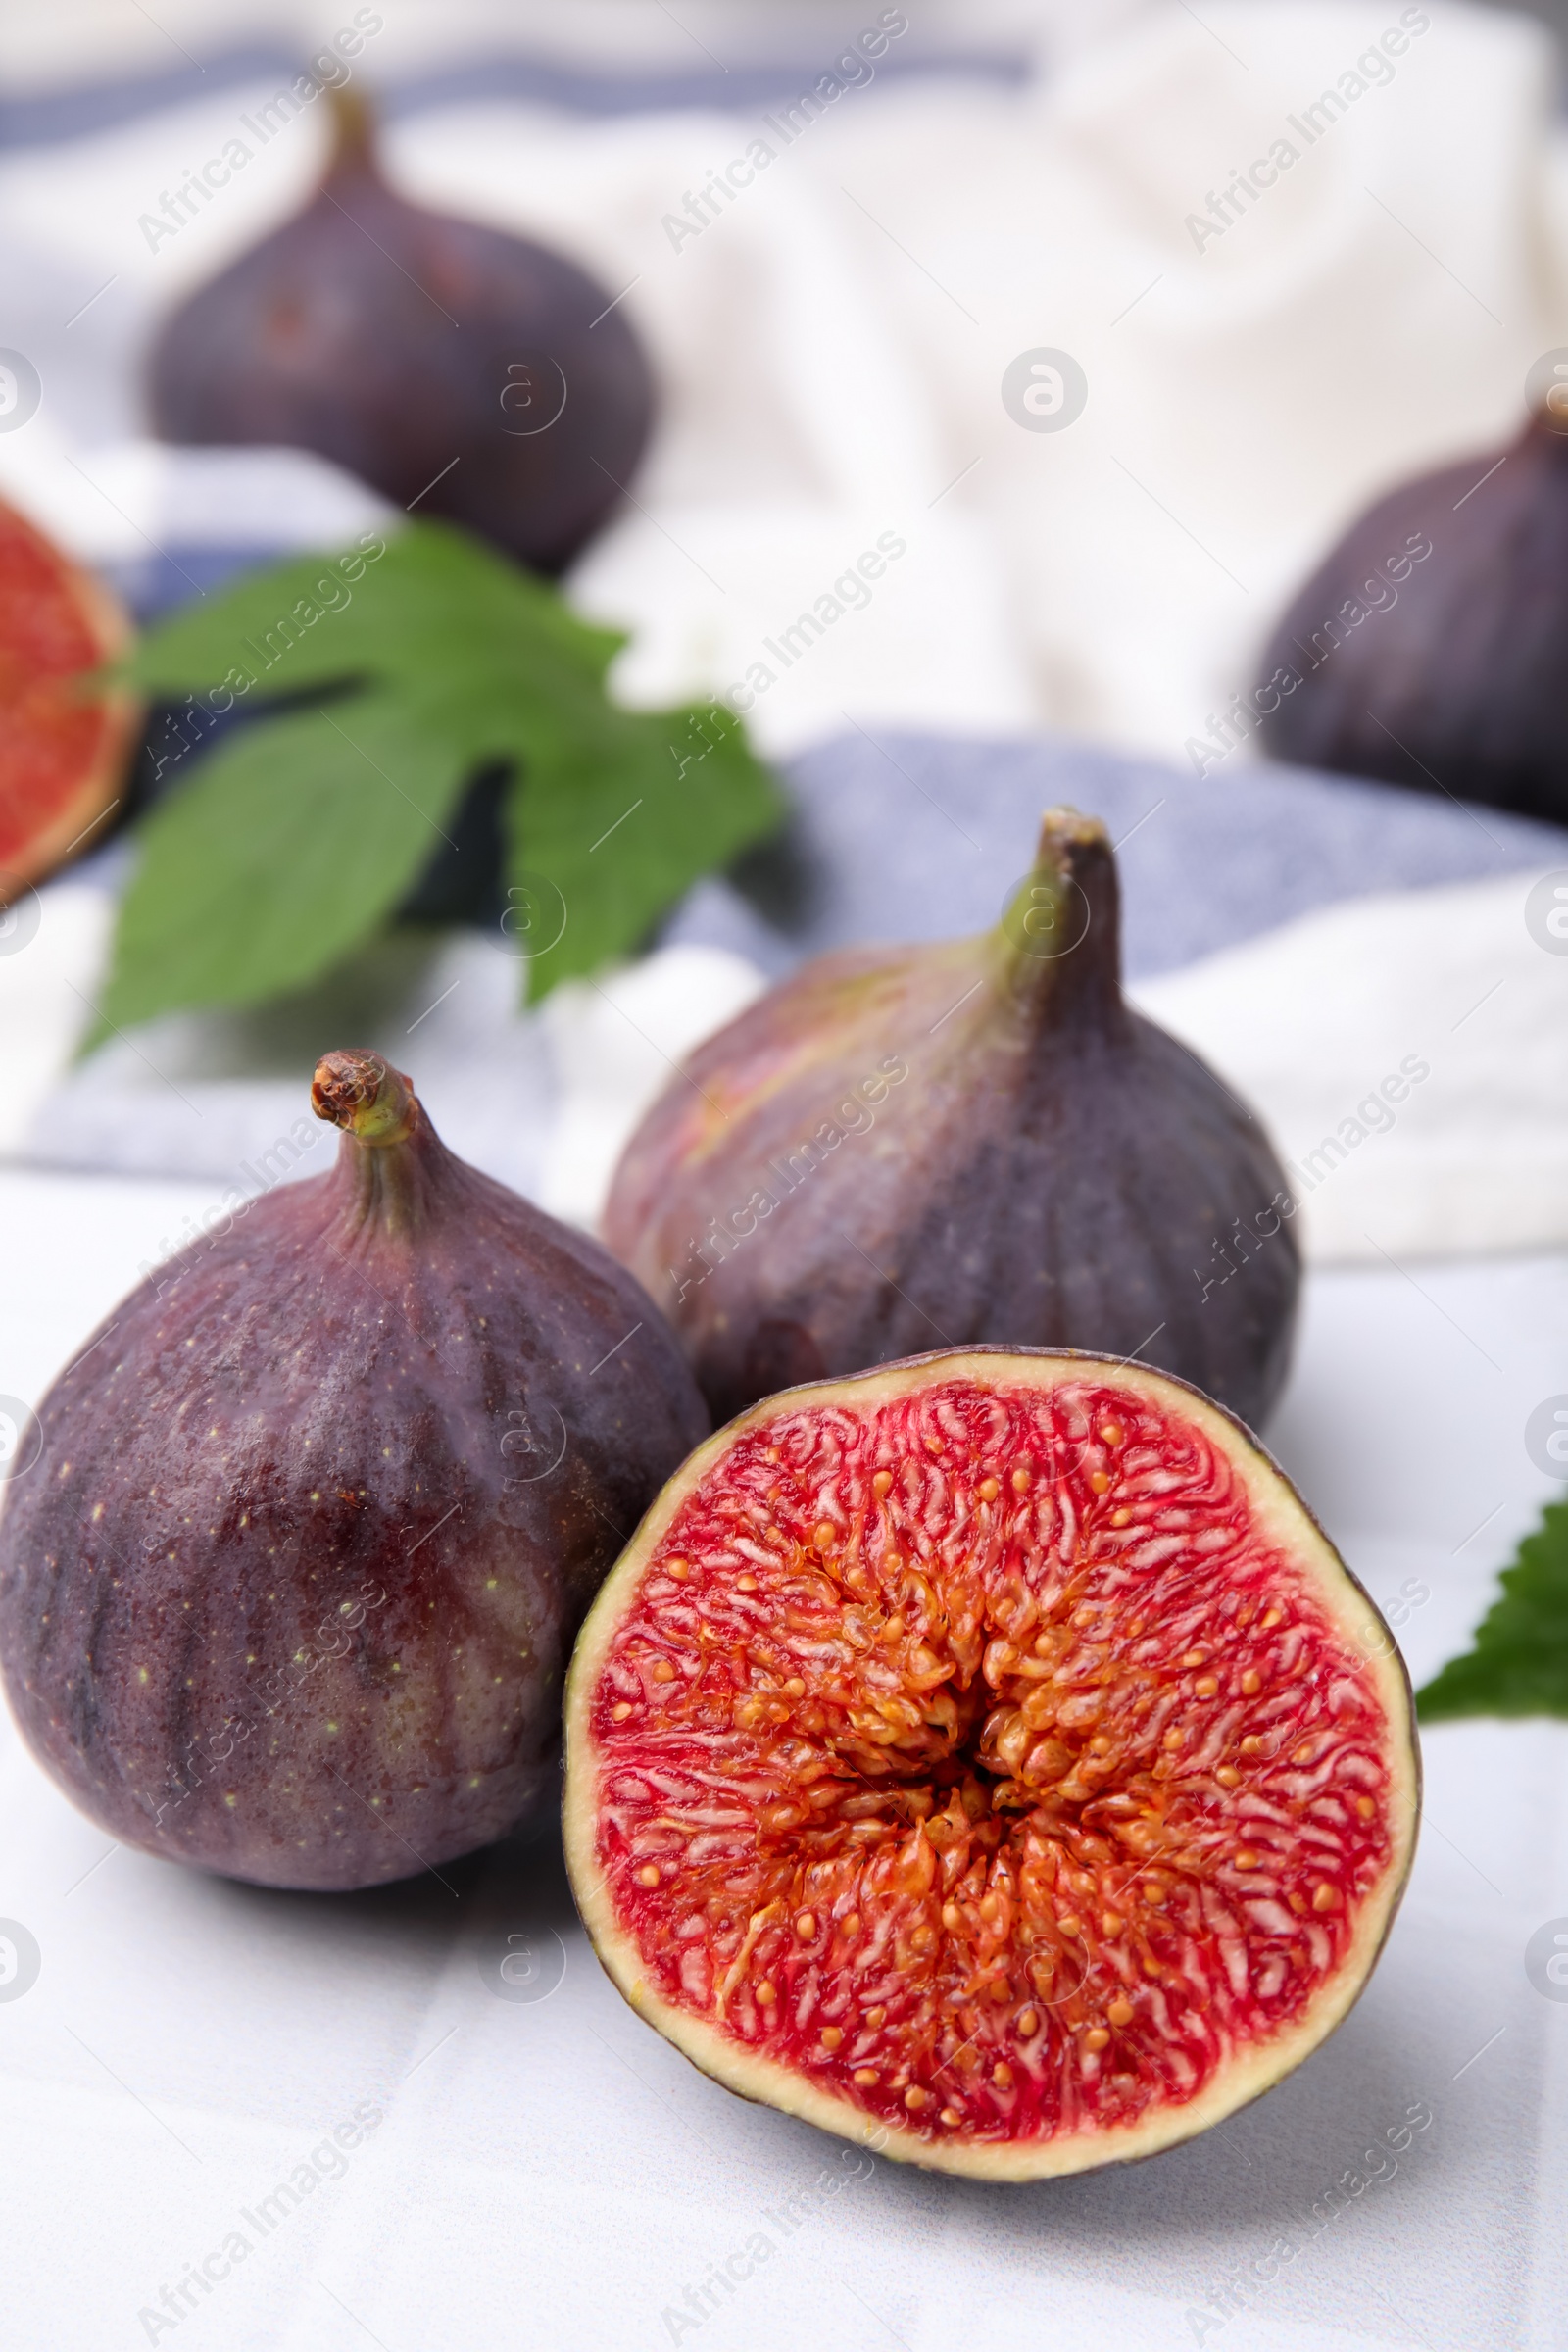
504,699,762,998
93,701,471,1039
101,519,783,1029
1416,1499,1568,1722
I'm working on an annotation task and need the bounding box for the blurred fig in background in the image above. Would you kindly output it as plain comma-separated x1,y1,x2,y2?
0,497,140,897
0,1051,708,1890
605,809,1300,1433
148,90,656,576
1253,409,1568,824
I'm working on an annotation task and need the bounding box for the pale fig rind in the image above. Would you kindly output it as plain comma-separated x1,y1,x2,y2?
0,1052,708,1890
564,1347,1419,2181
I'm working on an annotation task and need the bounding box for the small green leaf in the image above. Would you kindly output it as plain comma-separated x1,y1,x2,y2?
513,702,778,1000
1416,1499,1568,1721
95,701,470,1040
122,524,628,711
100,519,784,1031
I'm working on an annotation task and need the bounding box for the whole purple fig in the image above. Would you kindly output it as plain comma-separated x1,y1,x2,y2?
148,91,655,575
604,809,1299,1431
1254,409,1568,821
0,1051,707,1890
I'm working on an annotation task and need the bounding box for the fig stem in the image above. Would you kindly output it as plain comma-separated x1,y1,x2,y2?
312,1050,418,1146
1035,806,1109,867
326,84,379,175
994,807,1123,1026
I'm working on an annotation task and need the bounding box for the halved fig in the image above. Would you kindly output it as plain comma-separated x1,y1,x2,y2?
564,1349,1418,2180
0,495,139,896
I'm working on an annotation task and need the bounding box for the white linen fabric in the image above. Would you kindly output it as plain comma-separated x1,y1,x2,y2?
3,2,1568,1259
1130,872,1568,1264
2,2,1564,764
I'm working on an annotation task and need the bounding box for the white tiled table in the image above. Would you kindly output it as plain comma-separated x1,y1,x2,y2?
1,1168,1564,2352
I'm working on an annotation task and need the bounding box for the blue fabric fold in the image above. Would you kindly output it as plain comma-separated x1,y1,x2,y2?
0,44,1026,152
663,727,1568,983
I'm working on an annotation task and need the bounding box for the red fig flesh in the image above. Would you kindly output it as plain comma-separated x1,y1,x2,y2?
605,809,1299,1431
0,1052,707,1889
564,1350,1418,2178
0,494,140,896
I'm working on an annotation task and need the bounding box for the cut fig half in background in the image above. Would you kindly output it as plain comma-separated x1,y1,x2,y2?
564,1348,1418,2180
0,496,140,897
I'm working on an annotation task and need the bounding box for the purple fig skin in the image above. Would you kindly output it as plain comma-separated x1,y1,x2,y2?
148,94,655,577
1254,412,1568,821
0,1053,707,1891
604,810,1299,1432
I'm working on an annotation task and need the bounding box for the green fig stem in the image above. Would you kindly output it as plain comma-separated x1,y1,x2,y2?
326,84,379,176
312,1050,418,1146
995,807,1124,1031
